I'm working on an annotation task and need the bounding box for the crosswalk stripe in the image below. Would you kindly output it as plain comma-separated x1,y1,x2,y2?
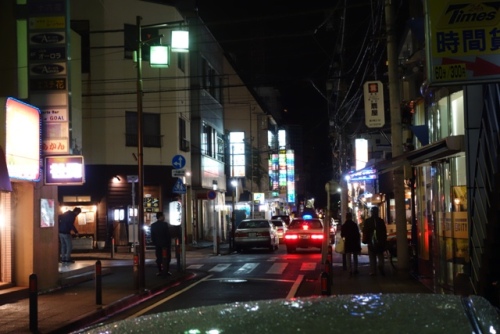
191,261,319,274
187,264,203,269
300,262,317,271
209,263,231,272
234,263,259,274
266,262,288,274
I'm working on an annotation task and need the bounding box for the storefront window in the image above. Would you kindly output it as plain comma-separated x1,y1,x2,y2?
450,91,464,136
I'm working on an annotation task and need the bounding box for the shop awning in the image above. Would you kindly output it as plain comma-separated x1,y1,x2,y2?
406,135,465,166
371,135,465,174
0,146,12,192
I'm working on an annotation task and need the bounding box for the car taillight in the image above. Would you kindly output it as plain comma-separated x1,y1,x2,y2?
235,231,246,237
311,234,324,240
285,234,298,240
260,231,270,236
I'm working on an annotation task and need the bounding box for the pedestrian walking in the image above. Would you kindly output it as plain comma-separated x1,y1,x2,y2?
362,206,387,276
150,212,172,276
58,207,81,263
341,212,361,277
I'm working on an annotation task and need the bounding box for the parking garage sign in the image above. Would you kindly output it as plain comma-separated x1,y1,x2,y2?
425,0,500,85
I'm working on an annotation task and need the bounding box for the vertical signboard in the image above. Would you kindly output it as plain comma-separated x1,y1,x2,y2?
28,0,70,154
363,81,385,128
425,0,500,85
286,150,295,204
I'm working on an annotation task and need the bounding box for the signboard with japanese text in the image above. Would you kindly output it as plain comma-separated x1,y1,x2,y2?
169,200,182,226
363,81,385,128
425,0,500,85
28,0,70,155
348,168,378,182
44,155,85,185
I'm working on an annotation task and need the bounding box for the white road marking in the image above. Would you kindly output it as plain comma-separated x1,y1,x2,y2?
234,263,259,274
300,262,317,271
209,263,231,272
187,264,203,269
266,262,288,274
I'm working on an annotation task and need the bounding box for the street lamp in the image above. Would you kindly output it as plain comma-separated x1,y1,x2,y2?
135,15,189,290
230,178,238,251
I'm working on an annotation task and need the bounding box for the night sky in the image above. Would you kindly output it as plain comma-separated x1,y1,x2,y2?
195,1,409,208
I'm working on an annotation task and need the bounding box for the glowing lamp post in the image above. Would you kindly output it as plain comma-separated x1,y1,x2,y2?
135,15,189,289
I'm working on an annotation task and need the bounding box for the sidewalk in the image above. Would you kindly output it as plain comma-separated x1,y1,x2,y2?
0,242,432,334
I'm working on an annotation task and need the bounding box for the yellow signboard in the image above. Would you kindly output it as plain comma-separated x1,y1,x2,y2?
29,16,66,30
425,0,500,85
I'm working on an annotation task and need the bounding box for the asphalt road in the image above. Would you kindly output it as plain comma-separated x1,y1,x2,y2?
100,245,322,322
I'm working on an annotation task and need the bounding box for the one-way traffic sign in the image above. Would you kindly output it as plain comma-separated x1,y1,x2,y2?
172,155,186,169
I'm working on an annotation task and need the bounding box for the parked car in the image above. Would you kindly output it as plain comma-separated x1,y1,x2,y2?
234,219,279,252
270,218,287,240
283,216,324,253
271,214,290,226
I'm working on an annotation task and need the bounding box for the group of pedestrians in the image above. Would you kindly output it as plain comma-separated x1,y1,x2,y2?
58,207,173,277
340,206,387,277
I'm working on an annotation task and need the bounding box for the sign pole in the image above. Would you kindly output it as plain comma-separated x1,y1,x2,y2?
171,155,187,269
181,192,186,271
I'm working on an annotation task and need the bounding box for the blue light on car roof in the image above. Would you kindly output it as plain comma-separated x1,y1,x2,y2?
303,214,313,219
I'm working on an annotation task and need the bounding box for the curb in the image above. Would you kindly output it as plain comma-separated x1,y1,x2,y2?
50,271,200,334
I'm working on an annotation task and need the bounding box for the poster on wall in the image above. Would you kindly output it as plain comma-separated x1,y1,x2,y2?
40,198,55,228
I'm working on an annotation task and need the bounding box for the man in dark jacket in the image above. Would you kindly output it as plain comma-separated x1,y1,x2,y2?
150,212,171,276
58,207,81,263
362,206,387,276
341,212,362,276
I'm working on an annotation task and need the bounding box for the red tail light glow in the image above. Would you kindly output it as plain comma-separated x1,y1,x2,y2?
311,234,324,240
285,234,298,240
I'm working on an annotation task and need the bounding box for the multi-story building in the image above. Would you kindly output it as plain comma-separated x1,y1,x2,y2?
344,0,500,307
0,0,286,291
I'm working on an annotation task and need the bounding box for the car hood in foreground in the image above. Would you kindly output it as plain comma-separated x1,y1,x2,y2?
78,294,499,333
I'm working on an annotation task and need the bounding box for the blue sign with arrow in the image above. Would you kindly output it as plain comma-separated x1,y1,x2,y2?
172,178,186,194
172,155,186,169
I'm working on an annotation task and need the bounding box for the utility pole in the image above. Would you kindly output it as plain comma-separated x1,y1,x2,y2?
136,15,146,290
385,0,409,270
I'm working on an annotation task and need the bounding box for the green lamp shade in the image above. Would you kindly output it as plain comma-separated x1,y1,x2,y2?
171,30,189,52
150,45,170,68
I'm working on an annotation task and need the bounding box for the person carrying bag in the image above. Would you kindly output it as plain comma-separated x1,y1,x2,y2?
341,212,362,276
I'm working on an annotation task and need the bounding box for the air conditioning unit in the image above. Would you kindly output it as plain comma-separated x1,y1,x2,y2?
181,139,190,152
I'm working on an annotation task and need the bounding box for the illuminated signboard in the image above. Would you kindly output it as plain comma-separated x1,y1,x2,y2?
253,192,265,204
286,150,295,203
269,153,279,191
425,0,500,85
169,200,182,226
349,169,377,182
44,155,85,185
5,97,41,181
